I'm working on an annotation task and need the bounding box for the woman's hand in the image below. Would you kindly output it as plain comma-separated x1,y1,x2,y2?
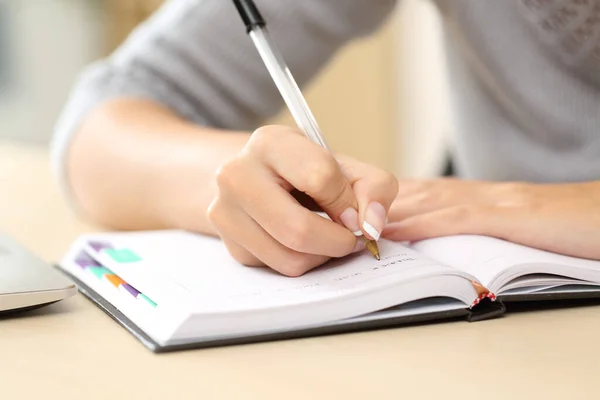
383,178,600,260
207,125,399,276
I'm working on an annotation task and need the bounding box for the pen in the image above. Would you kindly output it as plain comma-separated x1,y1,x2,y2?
232,0,380,260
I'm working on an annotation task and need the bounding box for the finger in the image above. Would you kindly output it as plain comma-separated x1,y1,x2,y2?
220,237,263,267
388,192,463,222
394,178,448,198
215,158,357,257
249,127,359,228
342,160,399,241
208,197,262,267
388,180,490,222
208,197,330,276
382,205,517,243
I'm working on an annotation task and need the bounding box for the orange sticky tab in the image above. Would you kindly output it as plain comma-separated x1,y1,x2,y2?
106,274,125,288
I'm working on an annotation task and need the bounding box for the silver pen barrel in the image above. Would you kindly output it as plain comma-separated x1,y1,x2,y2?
249,27,329,150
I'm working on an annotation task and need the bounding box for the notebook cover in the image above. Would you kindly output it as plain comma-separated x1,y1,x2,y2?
58,265,477,353
499,285,600,303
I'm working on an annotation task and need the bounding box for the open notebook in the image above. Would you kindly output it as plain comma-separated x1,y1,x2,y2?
57,230,600,352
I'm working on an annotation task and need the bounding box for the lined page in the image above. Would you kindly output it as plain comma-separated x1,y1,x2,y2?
410,235,600,290
77,230,475,312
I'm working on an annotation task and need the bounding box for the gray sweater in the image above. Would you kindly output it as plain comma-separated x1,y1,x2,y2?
51,0,600,199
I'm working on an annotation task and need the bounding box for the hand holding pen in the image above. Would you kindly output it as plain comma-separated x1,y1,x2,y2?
206,0,399,276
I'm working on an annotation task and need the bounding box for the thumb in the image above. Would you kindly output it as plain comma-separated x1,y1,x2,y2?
350,167,399,241
308,169,362,233
292,157,361,233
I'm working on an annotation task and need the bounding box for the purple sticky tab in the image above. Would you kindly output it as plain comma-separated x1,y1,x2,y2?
89,241,112,252
75,252,99,268
122,284,140,298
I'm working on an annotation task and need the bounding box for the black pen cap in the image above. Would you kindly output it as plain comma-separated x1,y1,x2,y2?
232,0,266,33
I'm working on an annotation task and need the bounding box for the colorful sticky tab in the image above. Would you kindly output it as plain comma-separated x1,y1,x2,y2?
79,252,153,308
75,252,100,268
139,293,157,307
106,274,125,288
88,266,113,279
89,241,113,252
104,248,141,263
121,284,140,298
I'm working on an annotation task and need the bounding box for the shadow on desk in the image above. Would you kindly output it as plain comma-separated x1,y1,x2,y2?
2,292,600,353
0,298,74,321
3,295,600,322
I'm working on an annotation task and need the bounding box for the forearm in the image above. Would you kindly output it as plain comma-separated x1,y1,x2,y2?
66,98,250,235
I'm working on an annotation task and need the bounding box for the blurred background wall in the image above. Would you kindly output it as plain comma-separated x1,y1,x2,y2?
0,0,450,178
0,0,105,143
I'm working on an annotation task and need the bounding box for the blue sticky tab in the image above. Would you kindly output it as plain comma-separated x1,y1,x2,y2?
139,293,157,307
104,248,141,263
88,266,112,279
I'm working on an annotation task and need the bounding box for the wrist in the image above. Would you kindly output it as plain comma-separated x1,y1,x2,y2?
158,130,251,235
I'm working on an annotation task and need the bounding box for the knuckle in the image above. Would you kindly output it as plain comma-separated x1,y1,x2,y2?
221,240,264,268
387,173,400,193
279,215,312,252
303,152,340,194
250,126,276,147
377,171,400,197
378,169,395,183
275,253,313,277
206,198,225,226
231,250,263,268
214,158,243,190
249,125,299,152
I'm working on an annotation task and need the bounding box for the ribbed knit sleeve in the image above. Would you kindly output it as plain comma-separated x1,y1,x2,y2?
50,0,397,204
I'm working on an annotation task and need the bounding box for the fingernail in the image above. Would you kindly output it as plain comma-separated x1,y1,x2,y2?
352,238,366,253
363,202,386,241
339,207,360,234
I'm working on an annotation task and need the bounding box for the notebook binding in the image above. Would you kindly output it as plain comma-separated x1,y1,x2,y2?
470,292,497,309
469,280,498,309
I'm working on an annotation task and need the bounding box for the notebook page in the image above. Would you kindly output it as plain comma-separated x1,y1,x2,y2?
410,235,600,290
59,245,187,344
78,230,477,313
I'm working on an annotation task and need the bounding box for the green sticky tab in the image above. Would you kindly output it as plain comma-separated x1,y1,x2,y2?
88,266,112,279
139,294,157,307
105,248,141,263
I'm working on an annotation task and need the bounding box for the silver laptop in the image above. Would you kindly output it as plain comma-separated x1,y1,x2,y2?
0,232,76,313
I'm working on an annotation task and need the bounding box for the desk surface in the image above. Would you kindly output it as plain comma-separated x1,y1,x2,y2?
1,141,599,399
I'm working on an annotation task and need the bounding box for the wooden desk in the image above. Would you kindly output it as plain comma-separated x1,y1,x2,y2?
1,141,599,399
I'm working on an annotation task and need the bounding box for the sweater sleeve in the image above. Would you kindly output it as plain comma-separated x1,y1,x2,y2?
50,0,397,204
